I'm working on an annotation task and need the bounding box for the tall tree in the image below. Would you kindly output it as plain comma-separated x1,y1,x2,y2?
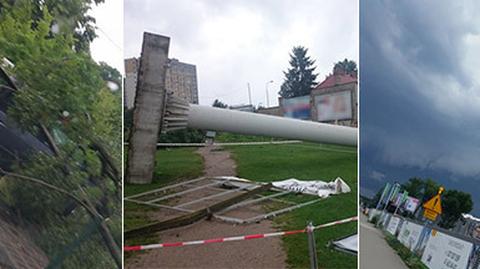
212,99,228,108
440,190,473,229
334,59,357,76
279,46,318,98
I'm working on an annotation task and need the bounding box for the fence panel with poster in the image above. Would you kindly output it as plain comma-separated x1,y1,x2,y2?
386,216,401,235
314,91,352,121
397,220,424,251
281,95,311,120
421,230,474,269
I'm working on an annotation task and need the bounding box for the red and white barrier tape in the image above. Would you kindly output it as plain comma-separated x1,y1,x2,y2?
314,216,358,230
124,216,357,252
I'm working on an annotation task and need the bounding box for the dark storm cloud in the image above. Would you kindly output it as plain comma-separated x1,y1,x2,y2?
360,0,480,213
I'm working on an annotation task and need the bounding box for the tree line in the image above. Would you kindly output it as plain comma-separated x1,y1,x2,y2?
372,177,473,229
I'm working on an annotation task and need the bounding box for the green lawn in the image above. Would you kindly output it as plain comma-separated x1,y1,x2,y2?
227,142,358,269
124,143,357,268
124,147,204,197
124,147,203,249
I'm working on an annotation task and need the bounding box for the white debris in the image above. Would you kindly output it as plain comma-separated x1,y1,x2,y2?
333,234,358,253
272,177,351,197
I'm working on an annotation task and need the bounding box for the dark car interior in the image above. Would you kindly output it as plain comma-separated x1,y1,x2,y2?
0,67,53,170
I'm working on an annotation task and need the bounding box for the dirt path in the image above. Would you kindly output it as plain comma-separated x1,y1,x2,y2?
0,209,48,268
128,146,288,269
196,146,237,177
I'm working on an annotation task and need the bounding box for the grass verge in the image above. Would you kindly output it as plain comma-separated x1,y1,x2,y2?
384,234,428,269
227,142,357,269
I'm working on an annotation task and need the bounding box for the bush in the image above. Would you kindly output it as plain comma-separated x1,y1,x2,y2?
158,128,205,143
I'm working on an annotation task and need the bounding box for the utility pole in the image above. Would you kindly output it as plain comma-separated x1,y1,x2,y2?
247,83,252,105
265,80,273,107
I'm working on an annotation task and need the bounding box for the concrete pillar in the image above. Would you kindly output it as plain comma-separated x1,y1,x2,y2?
126,33,169,184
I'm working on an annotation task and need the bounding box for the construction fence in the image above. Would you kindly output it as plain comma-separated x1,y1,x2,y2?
368,209,480,269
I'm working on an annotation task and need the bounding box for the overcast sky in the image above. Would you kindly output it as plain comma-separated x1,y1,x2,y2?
360,0,480,214
124,0,358,107
90,1,124,74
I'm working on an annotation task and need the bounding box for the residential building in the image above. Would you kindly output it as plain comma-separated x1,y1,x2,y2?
165,58,199,105
124,58,198,109
124,58,139,109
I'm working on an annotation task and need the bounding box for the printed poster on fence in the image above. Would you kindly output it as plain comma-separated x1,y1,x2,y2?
398,221,423,251
386,216,400,235
421,230,473,269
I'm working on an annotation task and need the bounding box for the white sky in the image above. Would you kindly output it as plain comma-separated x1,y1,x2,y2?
124,0,358,106
89,0,124,74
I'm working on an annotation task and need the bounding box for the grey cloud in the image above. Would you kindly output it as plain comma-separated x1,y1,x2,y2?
361,1,480,182
370,170,386,182
124,0,358,106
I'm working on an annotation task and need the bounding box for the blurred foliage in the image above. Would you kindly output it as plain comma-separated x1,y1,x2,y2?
212,98,227,108
99,61,122,90
216,132,282,143
334,59,357,76
0,0,104,52
0,1,120,267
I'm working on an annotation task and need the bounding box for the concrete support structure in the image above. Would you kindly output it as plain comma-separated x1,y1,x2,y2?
127,33,170,184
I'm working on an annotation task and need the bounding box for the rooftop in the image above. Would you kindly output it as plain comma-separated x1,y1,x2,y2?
314,69,357,90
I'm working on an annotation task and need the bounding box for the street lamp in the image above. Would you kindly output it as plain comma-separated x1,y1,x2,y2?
265,80,274,108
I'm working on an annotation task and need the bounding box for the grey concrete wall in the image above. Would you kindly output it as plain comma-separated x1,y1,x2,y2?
127,33,170,184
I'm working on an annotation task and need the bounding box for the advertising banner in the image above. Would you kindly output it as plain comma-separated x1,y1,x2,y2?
404,197,420,213
421,231,473,269
282,95,311,120
398,221,423,251
315,91,352,121
387,216,401,235
376,183,391,209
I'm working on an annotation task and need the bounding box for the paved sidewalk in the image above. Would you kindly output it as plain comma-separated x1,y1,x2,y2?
0,213,48,269
360,213,408,269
